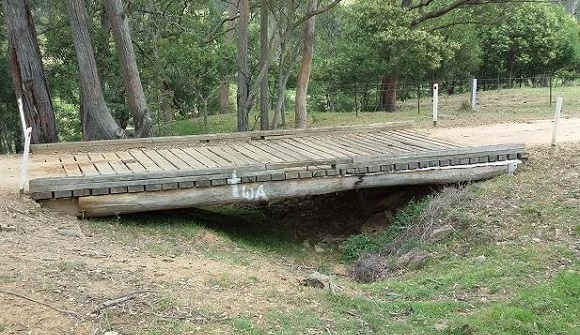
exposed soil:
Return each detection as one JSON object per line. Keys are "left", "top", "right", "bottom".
{"left": 1, "top": 119, "right": 579, "bottom": 334}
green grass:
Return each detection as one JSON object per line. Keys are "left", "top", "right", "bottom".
{"left": 157, "top": 86, "right": 580, "bottom": 136}
{"left": 79, "top": 95, "right": 580, "bottom": 333}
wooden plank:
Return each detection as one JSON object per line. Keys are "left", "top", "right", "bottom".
{"left": 283, "top": 138, "right": 343, "bottom": 160}
{"left": 352, "top": 133, "right": 420, "bottom": 153}
{"left": 142, "top": 149, "right": 178, "bottom": 170}
{"left": 88, "top": 152, "right": 117, "bottom": 175}
{"left": 195, "top": 147, "right": 234, "bottom": 166}
{"left": 277, "top": 138, "right": 335, "bottom": 159}
{"left": 30, "top": 122, "right": 412, "bottom": 154}
{"left": 156, "top": 149, "right": 192, "bottom": 170}
{"left": 383, "top": 130, "right": 452, "bottom": 150}
{"left": 238, "top": 143, "right": 284, "bottom": 163}
{"left": 394, "top": 129, "right": 460, "bottom": 148}
{"left": 129, "top": 149, "right": 162, "bottom": 172}
{"left": 28, "top": 163, "right": 267, "bottom": 193}
{"left": 216, "top": 146, "right": 260, "bottom": 165}
{"left": 338, "top": 137, "right": 387, "bottom": 154}
{"left": 256, "top": 141, "right": 310, "bottom": 161}
{"left": 353, "top": 133, "right": 413, "bottom": 153}
{"left": 314, "top": 137, "right": 371, "bottom": 157}
{"left": 348, "top": 144, "right": 526, "bottom": 166}
{"left": 74, "top": 153, "right": 100, "bottom": 176}
{"left": 269, "top": 139, "right": 324, "bottom": 160}
{"left": 181, "top": 147, "right": 221, "bottom": 168}
{"left": 170, "top": 148, "right": 207, "bottom": 169}
{"left": 77, "top": 164, "right": 509, "bottom": 217}
{"left": 252, "top": 142, "right": 304, "bottom": 162}
{"left": 102, "top": 152, "right": 132, "bottom": 174}
{"left": 59, "top": 154, "right": 83, "bottom": 177}
{"left": 360, "top": 132, "right": 429, "bottom": 152}
{"left": 325, "top": 136, "right": 384, "bottom": 156}
{"left": 290, "top": 138, "right": 351, "bottom": 159}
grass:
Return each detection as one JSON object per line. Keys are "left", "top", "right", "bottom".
{"left": 81, "top": 144, "right": 580, "bottom": 334}
{"left": 159, "top": 85, "right": 580, "bottom": 136}
{"left": 76, "top": 86, "right": 580, "bottom": 334}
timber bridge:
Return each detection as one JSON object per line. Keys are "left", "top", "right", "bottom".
{"left": 26, "top": 123, "right": 527, "bottom": 217}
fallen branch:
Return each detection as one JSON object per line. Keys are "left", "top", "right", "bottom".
{"left": 92, "top": 290, "right": 153, "bottom": 314}
{"left": 0, "top": 289, "right": 78, "bottom": 317}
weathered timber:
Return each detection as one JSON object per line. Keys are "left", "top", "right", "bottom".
{"left": 74, "top": 164, "right": 512, "bottom": 217}
{"left": 30, "top": 122, "right": 412, "bottom": 154}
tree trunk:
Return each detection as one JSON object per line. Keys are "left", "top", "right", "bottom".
{"left": 2, "top": 0, "right": 57, "bottom": 144}
{"left": 105, "top": 0, "right": 152, "bottom": 138}
{"left": 219, "top": 3, "right": 236, "bottom": 115}
{"left": 379, "top": 74, "right": 398, "bottom": 112}
{"left": 294, "top": 0, "right": 318, "bottom": 129}
{"left": 237, "top": 0, "right": 250, "bottom": 132}
{"left": 259, "top": 0, "right": 270, "bottom": 130}
{"left": 67, "top": 0, "right": 122, "bottom": 141}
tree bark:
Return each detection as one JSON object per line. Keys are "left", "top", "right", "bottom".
{"left": 66, "top": 0, "right": 123, "bottom": 141}
{"left": 105, "top": 0, "right": 152, "bottom": 138}
{"left": 219, "top": 2, "right": 236, "bottom": 115}
{"left": 294, "top": 0, "right": 318, "bottom": 129}
{"left": 379, "top": 74, "right": 398, "bottom": 112}
{"left": 237, "top": 0, "right": 250, "bottom": 132}
{"left": 2, "top": 0, "right": 57, "bottom": 144}
{"left": 259, "top": 0, "right": 270, "bottom": 130}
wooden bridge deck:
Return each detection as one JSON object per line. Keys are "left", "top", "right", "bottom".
{"left": 27, "top": 123, "right": 527, "bottom": 217}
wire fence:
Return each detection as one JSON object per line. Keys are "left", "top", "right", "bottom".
{"left": 309, "top": 75, "right": 580, "bottom": 115}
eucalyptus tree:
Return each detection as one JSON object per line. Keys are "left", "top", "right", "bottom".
{"left": 67, "top": 0, "right": 123, "bottom": 140}
{"left": 2, "top": 0, "right": 57, "bottom": 143}
{"left": 105, "top": 0, "right": 152, "bottom": 137}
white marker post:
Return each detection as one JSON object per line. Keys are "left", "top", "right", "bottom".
{"left": 551, "top": 97, "right": 563, "bottom": 147}
{"left": 471, "top": 78, "right": 477, "bottom": 110}
{"left": 432, "top": 83, "right": 439, "bottom": 127}
{"left": 18, "top": 98, "right": 33, "bottom": 196}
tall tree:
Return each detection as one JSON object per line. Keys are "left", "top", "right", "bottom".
{"left": 66, "top": 0, "right": 122, "bottom": 140}
{"left": 219, "top": 2, "right": 236, "bottom": 115}
{"left": 105, "top": 0, "right": 153, "bottom": 138}
{"left": 2, "top": 0, "right": 57, "bottom": 144}
{"left": 237, "top": 0, "right": 251, "bottom": 131}
{"left": 295, "top": 0, "right": 318, "bottom": 128}
{"left": 259, "top": 0, "right": 270, "bottom": 130}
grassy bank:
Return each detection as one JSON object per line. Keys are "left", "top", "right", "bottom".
{"left": 161, "top": 86, "right": 580, "bottom": 136}
{"left": 82, "top": 144, "right": 579, "bottom": 334}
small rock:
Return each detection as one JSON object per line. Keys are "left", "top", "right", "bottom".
{"left": 396, "top": 250, "right": 432, "bottom": 270}
{"left": 474, "top": 255, "right": 487, "bottom": 263}
{"left": 429, "top": 225, "right": 454, "bottom": 241}
{"left": 302, "top": 240, "right": 311, "bottom": 248}
{"left": 300, "top": 272, "right": 329, "bottom": 289}
{"left": 314, "top": 244, "right": 325, "bottom": 253}
{"left": 104, "top": 331, "right": 119, "bottom": 335}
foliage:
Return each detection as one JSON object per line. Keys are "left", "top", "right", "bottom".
{"left": 479, "top": 2, "right": 580, "bottom": 84}
{"left": 341, "top": 197, "right": 431, "bottom": 262}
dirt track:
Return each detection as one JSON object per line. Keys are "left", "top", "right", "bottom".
{"left": 426, "top": 117, "right": 580, "bottom": 146}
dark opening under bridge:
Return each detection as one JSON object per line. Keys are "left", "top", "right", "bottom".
{"left": 27, "top": 123, "right": 527, "bottom": 217}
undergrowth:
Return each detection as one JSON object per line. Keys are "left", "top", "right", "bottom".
{"left": 341, "top": 197, "right": 432, "bottom": 263}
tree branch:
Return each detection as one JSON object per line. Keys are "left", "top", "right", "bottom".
{"left": 410, "top": 0, "right": 477, "bottom": 28}
{"left": 292, "top": 0, "right": 343, "bottom": 29}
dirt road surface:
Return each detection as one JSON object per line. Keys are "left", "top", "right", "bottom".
{"left": 426, "top": 117, "right": 580, "bottom": 146}
{"left": 1, "top": 119, "right": 579, "bottom": 334}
